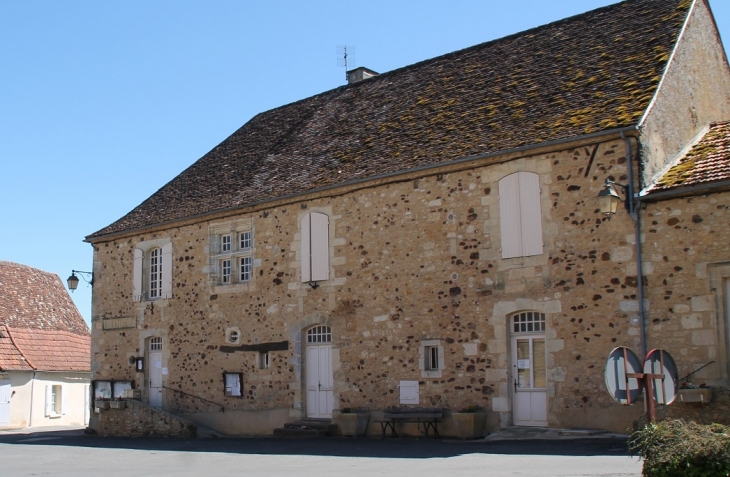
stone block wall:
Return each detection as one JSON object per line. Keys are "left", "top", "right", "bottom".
{"left": 96, "top": 400, "right": 196, "bottom": 438}
{"left": 89, "top": 135, "right": 730, "bottom": 435}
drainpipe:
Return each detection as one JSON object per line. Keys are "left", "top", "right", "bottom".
{"left": 28, "top": 371, "right": 36, "bottom": 427}
{"left": 621, "top": 132, "right": 647, "bottom": 357}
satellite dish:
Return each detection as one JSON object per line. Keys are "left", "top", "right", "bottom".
{"left": 644, "top": 349, "right": 678, "bottom": 405}
{"left": 605, "top": 346, "right": 643, "bottom": 405}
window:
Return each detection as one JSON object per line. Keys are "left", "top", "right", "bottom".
{"left": 425, "top": 346, "right": 439, "bottom": 371}
{"left": 150, "top": 337, "right": 162, "bottom": 351}
{"left": 45, "top": 384, "right": 65, "bottom": 417}
{"left": 149, "top": 248, "right": 162, "bottom": 298}
{"left": 221, "top": 234, "right": 231, "bottom": 252}
{"left": 498, "top": 171, "right": 543, "bottom": 259}
{"left": 223, "top": 372, "right": 242, "bottom": 397}
{"left": 301, "top": 212, "right": 329, "bottom": 283}
{"left": 221, "top": 259, "right": 232, "bottom": 284}
{"left": 258, "top": 352, "right": 270, "bottom": 369}
{"left": 209, "top": 219, "right": 254, "bottom": 287}
{"left": 512, "top": 312, "right": 546, "bottom": 333}
{"left": 239, "top": 231, "right": 252, "bottom": 250}
{"left": 132, "top": 239, "right": 173, "bottom": 301}
{"left": 240, "top": 256, "right": 252, "bottom": 282}
{"left": 419, "top": 339, "right": 444, "bottom": 378}
{"left": 307, "top": 325, "right": 332, "bottom": 343}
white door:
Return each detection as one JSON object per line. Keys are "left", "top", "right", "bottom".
{"left": 512, "top": 335, "right": 547, "bottom": 427}
{"left": 149, "top": 337, "right": 163, "bottom": 408}
{"left": 305, "top": 325, "right": 333, "bottom": 419}
{"left": 0, "top": 380, "right": 10, "bottom": 427}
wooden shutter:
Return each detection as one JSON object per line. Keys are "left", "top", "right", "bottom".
{"left": 519, "top": 172, "right": 543, "bottom": 256}
{"left": 499, "top": 173, "right": 523, "bottom": 259}
{"left": 310, "top": 213, "right": 329, "bottom": 282}
{"left": 132, "top": 249, "right": 143, "bottom": 302}
{"left": 161, "top": 242, "right": 173, "bottom": 299}
{"left": 301, "top": 215, "right": 311, "bottom": 282}
{"left": 399, "top": 380, "right": 419, "bottom": 405}
{"left": 45, "top": 385, "right": 52, "bottom": 417}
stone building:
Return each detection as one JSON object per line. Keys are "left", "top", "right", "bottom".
{"left": 0, "top": 262, "right": 91, "bottom": 429}
{"left": 85, "top": 0, "right": 730, "bottom": 435}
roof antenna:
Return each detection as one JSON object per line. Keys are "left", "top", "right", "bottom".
{"left": 337, "top": 45, "right": 355, "bottom": 82}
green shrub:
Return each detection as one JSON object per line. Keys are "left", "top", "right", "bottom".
{"left": 629, "top": 419, "right": 730, "bottom": 477}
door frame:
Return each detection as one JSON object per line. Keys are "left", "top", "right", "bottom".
{"left": 304, "top": 325, "right": 334, "bottom": 419}
{"left": 509, "top": 311, "right": 548, "bottom": 427}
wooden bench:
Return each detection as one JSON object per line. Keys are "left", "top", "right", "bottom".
{"left": 374, "top": 408, "right": 443, "bottom": 438}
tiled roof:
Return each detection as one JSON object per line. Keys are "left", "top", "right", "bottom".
{"left": 645, "top": 121, "right": 730, "bottom": 193}
{"left": 0, "top": 325, "right": 34, "bottom": 371}
{"left": 0, "top": 261, "right": 90, "bottom": 336}
{"left": 7, "top": 327, "right": 90, "bottom": 372}
{"left": 89, "top": 0, "right": 692, "bottom": 239}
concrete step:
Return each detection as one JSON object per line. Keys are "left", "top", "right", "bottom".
{"left": 274, "top": 419, "right": 336, "bottom": 437}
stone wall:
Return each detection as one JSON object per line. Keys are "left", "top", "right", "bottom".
{"left": 95, "top": 400, "right": 196, "bottom": 438}
{"left": 89, "top": 135, "right": 730, "bottom": 435}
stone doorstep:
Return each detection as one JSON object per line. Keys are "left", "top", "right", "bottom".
{"left": 274, "top": 419, "right": 337, "bottom": 437}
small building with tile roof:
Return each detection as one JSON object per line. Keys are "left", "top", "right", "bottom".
{"left": 0, "top": 261, "right": 91, "bottom": 429}
{"left": 84, "top": 0, "right": 730, "bottom": 436}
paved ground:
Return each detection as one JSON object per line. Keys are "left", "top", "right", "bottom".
{"left": 0, "top": 426, "right": 642, "bottom": 477}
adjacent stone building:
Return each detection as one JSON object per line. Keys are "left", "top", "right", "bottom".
{"left": 86, "top": 0, "right": 730, "bottom": 435}
{"left": 0, "top": 262, "right": 91, "bottom": 428}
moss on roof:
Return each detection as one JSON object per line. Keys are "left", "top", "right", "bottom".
{"left": 90, "top": 0, "right": 692, "bottom": 239}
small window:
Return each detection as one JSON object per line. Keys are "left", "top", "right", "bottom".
{"left": 224, "top": 372, "right": 242, "bottom": 397}
{"left": 306, "top": 325, "right": 332, "bottom": 343}
{"left": 221, "top": 234, "right": 231, "bottom": 252}
{"left": 258, "top": 352, "right": 270, "bottom": 369}
{"left": 221, "top": 259, "right": 232, "bottom": 284}
{"left": 150, "top": 337, "right": 162, "bottom": 352}
{"left": 425, "top": 346, "right": 439, "bottom": 371}
{"left": 399, "top": 380, "right": 419, "bottom": 405}
{"left": 240, "top": 256, "right": 252, "bottom": 282}
{"left": 512, "top": 312, "right": 546, "bottom": 333}
{"left": 240, "top": 231, "right": 252, "bottom": 250}
{"left": 45, "top": 384, "right": 65, "bottom": 417}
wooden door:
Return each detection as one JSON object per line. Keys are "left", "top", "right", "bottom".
{"left": 512, "top": 336, "right": 548, "bottom": 426}
{"left": 149, "top": 337, "right": 163, "bottom": 408}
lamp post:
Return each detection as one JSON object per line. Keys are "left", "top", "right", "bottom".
{"left": 67, "top": 270, "right": 94, "bottom": 292}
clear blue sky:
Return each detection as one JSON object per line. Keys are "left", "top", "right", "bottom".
{"left": 2, "top": 0, "right": 729, "bottom": 326}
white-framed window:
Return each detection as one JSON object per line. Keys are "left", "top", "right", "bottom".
{"left": 512, "top": 312, "right": 546, "bottom": 333}
{"left": 150, "top": 337, "right": 162, "bottom": 351}
{"left": 149, "top": 248, "right": 162, "bottom": 298}
{"left": 45, "top": 384, "right": 65, "bottom": 417}
{"left": 258, "top": 352, "right": 269, "bottom": 369}
{"left": 498, "top": 171, "right": 543, "bottom": 259}
{"left": 221, "top": 259, "right": 232, "bottom": 284}
{"left": 209, "top": 219, "right": 255, "bottom": 287}
{"left": 239, "top": 231, "right": 252, "bottom": 250}
{"left": 133, "top": 239, "right": 173, "bottom": 302}
{"left": 301, "top": 212, "right": 329, "bottom": 283}
{"left": 419, "top": 339, "right": 444, "bottom": 378}
{"left": 240, "top": 256, "right": 252, "bottom": 282}
{"left": 307, "top": 325, "right": 332, "bottom": 343}
{"left": 224, "top": 372, "right": 242, "bottom": 397}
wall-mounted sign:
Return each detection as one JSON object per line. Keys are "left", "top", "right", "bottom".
{"left": 517, "top": 359, "right": 531, "bottom": 369}
{"left": 102, "top": 316, "right": 137, "bottom": 330}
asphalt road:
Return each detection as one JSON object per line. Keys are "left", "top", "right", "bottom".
{"left": 0, "top": 428, "right": 642, "bottom": 477}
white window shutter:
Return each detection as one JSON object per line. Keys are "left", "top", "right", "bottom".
{"left": 310, "top": 213, "right": 329, "bottom": 282}
{"left": 61, "top": 385, "right": 67, "bottom": 415}
{"left": 518, "top": 172, "right": 543, "bottom": 256}
{"left": 399, "top": 380, "right": 419, "bottom": 405}
{"left": 133, "top": 249, "right": 143, "bottom": 302}
{"left": 499, "top": 173, "right": 523, "bottom": 259}
{"left": 161, "top": 242, "right": 173, "bottom": 299}
{"left": 301, "top": 215, "right": 312, "bottom": 282}
{"left": 45, "top": 385, "right": 52, "bottom": 417}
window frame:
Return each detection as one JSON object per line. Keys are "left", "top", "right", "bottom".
{"left": 223, "top": 372, "right": 243, "bottom": 397}
{"left": 148, "top": 247, "right": 162, "bottom": 299}
{"left": 419, "top": 339, "right": 444, "bottom": 378}
{"left": 209, "top": 220, "right": 255, "bottom": 288}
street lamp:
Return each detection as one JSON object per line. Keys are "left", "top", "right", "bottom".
{"left": 597, "top": 179, "right": 631, "bottom": 218}
{"left": 67, "top": 270, "right": 94, "bottom": 292}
